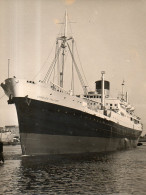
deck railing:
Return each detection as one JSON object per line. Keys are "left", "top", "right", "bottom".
{"left": 50, "top": 82, "right": 70, "bottom": 94}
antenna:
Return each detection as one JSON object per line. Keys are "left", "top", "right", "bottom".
{"left": 64, "top": 10, "right": 67, "bottom": 37}
{"left": 121, "top": 80, "right": 125, "bottom": 100}
{"left": 56, "top": 10, "right": 76, "bottom": 38}
{"left": 101, "top": 71, "right": 105, "bottom": 109}
{"left": 8, "top": 59, "right": 10, "bottom": 78}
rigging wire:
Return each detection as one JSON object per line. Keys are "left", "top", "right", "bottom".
{"left": 67, "top": 42, "right": 87, "bottom": 94}
{"left": 74, "top": 41, "right": 91, "bottom": 91}
{"left": 43, "top": 46, "right": 62, "bottom": 83}
{"left": 68, "top": 14, "right": 90, "bottom": 91}
{"left": 52, "top": 63, "right": 56, "bottom": 83}
{"left": 0, "top": 94, "right": 5, "bottom": 101}
{"left": 33, "top": 13, "right": 68, "bottom": 82}
{"left": 33, "top": 12, "right": 89, "bottom": 94}
{"left": 48, "top": 45, "right": 69, "bottom": 84}
{"left": 57, "top": 42, "right": 60, "bottom": 85}
{"left": 46, "top": 62, "right": 57, "bottom": 83}
{"left": 52, "top": 46, "right": 69, "bottom": 85}
{"left": 46, "top": 54, "right": 60, "bottom": 84}
{"left": 32, "top": 41, "right": 56, "bottom": 81}
{"left": 53, "top": 41, "right": 58, "bottom": 83}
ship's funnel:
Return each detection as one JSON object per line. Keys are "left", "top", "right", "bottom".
{"left": 95, "top": 80, "right": 110, "bottom": 97}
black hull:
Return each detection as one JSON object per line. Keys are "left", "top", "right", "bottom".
{"left": 13, "top": 97, "right": 141, "bottom": 155}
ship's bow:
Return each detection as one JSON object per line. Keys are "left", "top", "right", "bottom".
{"left": 1, "top": 78, "right": 19, "bottom": 98}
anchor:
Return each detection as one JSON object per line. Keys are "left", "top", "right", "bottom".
{"left": 8, "top": 94, "right": 14, "bottom": 104}
{"left": 25, "top": 95, "right": 31, "bottom": 106}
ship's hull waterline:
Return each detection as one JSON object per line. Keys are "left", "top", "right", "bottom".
{"left": 11, "top": 97, "right": 141, "bottom": 156}
{"left": 20, "top": 133, "right": 138, "bottom": 156}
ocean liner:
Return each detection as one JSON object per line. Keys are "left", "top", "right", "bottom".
{"left": 1, "top": 12, "right": 143, "bottom": 156}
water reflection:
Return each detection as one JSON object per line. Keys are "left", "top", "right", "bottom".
{"left": 1, "top": 145, "right": 146, "bottom": 194}
{"left": 20, "top": 157, "right": 113, "bottom": 194}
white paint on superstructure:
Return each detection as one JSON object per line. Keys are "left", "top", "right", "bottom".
{"left": 1, "top": 77, "right": 142, "bottom": 132}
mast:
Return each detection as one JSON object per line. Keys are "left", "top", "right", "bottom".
{"left": 126, "top": 91, "right": 128, "bottom": 103}
{"left": 60, "top": 48, "right": 65, "bottom": 88}
{"left": 60, "top": 10, "right": 68, "bottom": 88}
{"left": 43, "top": 11, "right": 88, "bottom": 95}
{"left": 71, "top": 39, "right": 74, "bottom": 95}
{"left": 101, "top": 71, "right": 105, "bottom": 109}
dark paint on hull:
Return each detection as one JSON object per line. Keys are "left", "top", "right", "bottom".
{"left": 11, "top": 97, "right": 141, "bottom": 155}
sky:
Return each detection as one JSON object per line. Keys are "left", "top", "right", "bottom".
{"left": 0, "top": 0, "right": 146, "bottom": 134}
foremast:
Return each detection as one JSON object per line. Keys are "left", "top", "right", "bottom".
{"left": 43, "top": 11, "right": 88, "bottom": 95}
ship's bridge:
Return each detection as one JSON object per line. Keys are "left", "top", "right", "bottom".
{"left": 83, "top": 79, "right": 119, "bottom": 110}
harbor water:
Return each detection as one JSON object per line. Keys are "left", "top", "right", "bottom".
{"left": 0, "top": 144, "right": 146, "bottom": 194}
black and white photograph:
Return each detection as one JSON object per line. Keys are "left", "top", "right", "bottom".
{"left": 0, "top": 0, "right": 146, "bottom": 194}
